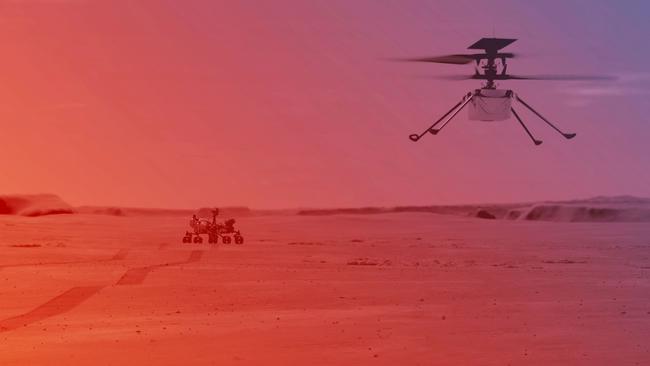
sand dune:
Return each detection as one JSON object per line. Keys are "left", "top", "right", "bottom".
{"left": 0, "top": 194, "right": 74, "bottom": 217}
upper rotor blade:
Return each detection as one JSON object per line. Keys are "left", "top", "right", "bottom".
{"left": 423, "top": 75, "right": 475, "bottom": 80}
{"left": 399, "top": 54, "right": 476, "bottom": 65}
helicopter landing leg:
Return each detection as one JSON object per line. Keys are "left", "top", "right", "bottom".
{"left": 515, "top": 95, "right": 576, "bottom": 140}
{"left": 409, "top": 92, "right": 472, "bottom": 142}
{"left": 431, "top": 93, "right": 474, "bottom": 135}
{"left": 511, "top": 108, "right": 542, "bottom": 146}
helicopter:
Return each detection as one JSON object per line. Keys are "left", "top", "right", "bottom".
{"left": 401, "top": 38, "right": 612, "bottom": 145}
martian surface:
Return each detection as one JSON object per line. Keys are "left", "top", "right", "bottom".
{"left": 1, "top": 195, "right": 650, "bottom": 365}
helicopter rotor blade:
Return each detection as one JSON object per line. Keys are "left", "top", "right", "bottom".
{"left": 416, "top": 73, "right": 614, "bottom": 82}
{"left": 498, "top": 74, "right": 616, "bottom": 81}
{"left": 395, "top": 54, "right": 476, "bottom": 65}
{"left": 388, "top": 52, "right": 518, "bottom": 65}
{"left": 415, "top": 75, "right": 475, "bottom": 80}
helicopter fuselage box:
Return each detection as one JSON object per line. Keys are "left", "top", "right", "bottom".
{"left": 468, "top": 89, "right": 513, "bottom": 121}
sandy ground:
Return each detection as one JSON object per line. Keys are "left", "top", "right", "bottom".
{"left": 1, "top": 212, "right": 650, "bottom": 365}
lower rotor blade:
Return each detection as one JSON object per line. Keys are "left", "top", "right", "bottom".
{"left": 503, "top": 74, "right": 615, "bottom": 81}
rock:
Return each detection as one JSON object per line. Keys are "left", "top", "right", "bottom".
{"left": 475, "top": 209, "right": 496, "bottom": 219}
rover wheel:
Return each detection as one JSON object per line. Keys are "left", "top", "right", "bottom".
{"left": 223, "top": 236, "right": 232, "bottom": 244}
{"left": 234, "top": 236, "right": 244, "bottom": 245}
{"left": 193, "top": 236, "right": 203, "bottom": 244}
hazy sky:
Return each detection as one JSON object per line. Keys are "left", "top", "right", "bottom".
{"left": 0, "top": 0, "right": 648, "bottom": 208}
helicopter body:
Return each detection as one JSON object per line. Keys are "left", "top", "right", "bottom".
{"left": 468, "top": 89, "right": 513, "bottom": 122}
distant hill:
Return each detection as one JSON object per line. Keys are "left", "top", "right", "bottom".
{"left": 0, "top": 194, "right": 75, "bottom": 217}
{"left": 297, "top": 196, "right": 650, "bottom": 223}
{"left": 548, "top": 195, "right": 650, "bottom": 205}
{"left": 76, "top": 206, "right": 253, "bottom": 217}
{"left": 4, "top": 194, "right": 650, "bottom": 222}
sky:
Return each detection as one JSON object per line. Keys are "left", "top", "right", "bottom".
{"left": 0, "top": 0, "right": 649, "bottom": 209}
